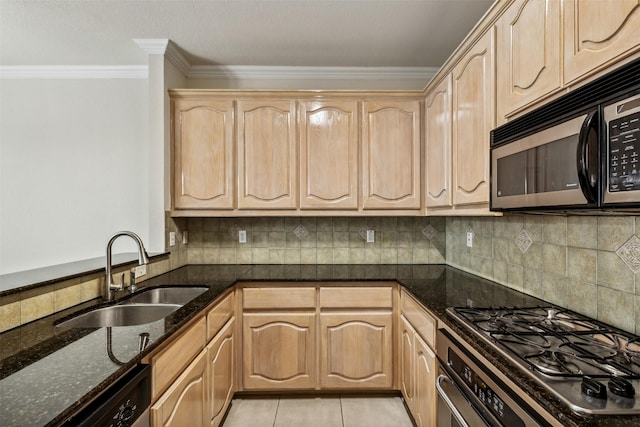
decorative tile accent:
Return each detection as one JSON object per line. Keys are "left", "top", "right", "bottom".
{"left": 515, "top": 229, "right": 533, "bottom": 254}
{"left": 358, "top": 225, "right": 369, "bottom": 241}
{"left": 616, "top": 235, "right": 640, "bottom": 274}
{"left": 228, "top": 224, "right": 240, "bottom": 239}
{"left": 293, "top": 224, "right": 309, "bottom": 240}
{"left": 422, "top": 225, "right": 437, "bottom": 240}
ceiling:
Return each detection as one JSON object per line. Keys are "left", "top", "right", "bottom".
{"left": 0, "top": 0, "right": 493, "bottom": 69}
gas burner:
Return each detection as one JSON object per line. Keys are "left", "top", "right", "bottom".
{"left": 527, "top": 350, "right": 582, "bottom": 376}
{"left": 447, "top": 305, "right": 640, "bottom": 415}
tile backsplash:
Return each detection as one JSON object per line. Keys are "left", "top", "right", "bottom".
{"left": 185, "top": 217, "right": 445, "bottom": 265}
{"left": 446, "top": 215, "right": 640, "bottom": 334}
{"left": 6, "top": 212, "right": 640, "bottom": 337}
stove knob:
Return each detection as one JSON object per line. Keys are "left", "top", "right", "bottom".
{"left": 582, "top": 377, "right": 607, "bottom": 400}
{"left": 609, "top": 377, "right": 635, "bottom": 399}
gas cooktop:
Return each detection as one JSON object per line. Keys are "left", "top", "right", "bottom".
{"left": 448, "top": 306, "right": 640, "bottom": 415}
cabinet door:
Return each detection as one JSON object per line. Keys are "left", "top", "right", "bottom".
{"left": 400, "top": 316, "right": 415, "bottom": 414}
{"left": 496, "top": 0, "right": 561, "bottom": 123}
{"left": 564, "top": 0, "right": 640, "bottom": 84}
{"left": 151, "top": 349, "right": 208, "bottom": 427}
{"left": 452, "top": 29, "right": 494, "bottom": 207}
{"left": 414, "top": 334, "right": 437, "bottom": 427}
{"left": 299, "top": 100, "right": 359, "bottom": 210}
{"left": 242, "top": 312, "right": 316, "bottom": 389}
{"left": 362, "top": 100, "right": 421, "bottom": 210}
{"left": 320, "top": 312, "right": 393, "bottom": 389}
{"left": 207, "top": 318, "right": 234, "bottom": 427}
{"left": 237, "top": 100, "right": 297, "bottom": 209}
{"left": 425, "top": 75, "right": 452, "bottom": 209}
{"left": 173, "top": 100, "right": 234, "bottom": 209}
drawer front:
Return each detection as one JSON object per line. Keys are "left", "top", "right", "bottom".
{"left": 401, "top": 291, "right": 436, "bottom": 348}
{"left": 243, "top": 287, "right": 316, "bottom": 309}
{"left": 320, "top": 287, "right": 393, "bottom": 309}
{"left": 207, "top": 291, "right": 234, "bottom": 341}
{"left": 151, "top": 317, "right": 207, "bottom": 399}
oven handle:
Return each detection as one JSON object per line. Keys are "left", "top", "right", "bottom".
{"left": 436, "top": 374, "right": 472, "bottom": 427}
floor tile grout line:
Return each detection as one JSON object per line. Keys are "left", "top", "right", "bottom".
{"left": 272, "top": 397, "right": 280, "bottom": 427}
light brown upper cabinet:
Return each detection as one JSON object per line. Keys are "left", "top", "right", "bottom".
{"left": 496, "top": 0, "right": 562, "bottom": 124}
{"left": 299, "top": 100, "right": 359, "bottom": 210}
{"left": 237, "top": 99, "right": 297, "bottom": 210}
{"left": 362, "top": 100, "right": 421, "bottom": 210}
{"left": 172, "top": 100, "right": 234, "bottom": 210}
{"left": 425, "top": 75, "right": 453, "bottom": 209}
{"left": 451, "top": 29, "right": 495, "bottom": 207}
{"left": 563, "top": 0, "right": 640, "bottom": 85}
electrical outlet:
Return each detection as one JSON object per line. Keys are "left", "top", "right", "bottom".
{"left": 466, "top": 231, "right": 473, "bottom": 248}
{"left": 134, "top": 265, "right": 147, "bottom": 278}
{"left": 238, "top": 230, "right": 247, "bottom": 243}
{"left": 366, "top": 229, "right": 375, "bottom": 243}
{"left": 169, "top": 231, "right": 176, "bottom": 247}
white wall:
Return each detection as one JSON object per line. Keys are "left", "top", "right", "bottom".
{"left": 0, "top": 78, "right": 148, "bottom": 274}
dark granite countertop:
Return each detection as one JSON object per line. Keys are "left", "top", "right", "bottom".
{"left": 0, "top": 264, "right": 638, "bottom": 427}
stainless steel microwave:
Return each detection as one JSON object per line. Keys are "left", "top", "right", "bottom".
{"left": 490, "top": 58, "right": 640, "bottom": 212}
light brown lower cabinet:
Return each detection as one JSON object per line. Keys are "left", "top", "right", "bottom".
{"left": 400, "top": 292, "right": 438, "bottom": 427}
{"left": 148, "top": 292, "right": 235, "bottom": 427}
{"left": 242, "top": 312, "right": 317, "bottom": 390}
{"left": 414, "top": 332, "right": 437, "bottom": 427}
{"left": 319, "top": 312, "right": 393, "bottom": 389}
{"left": 151, "top": 349, "right": 208, "bottom": 427}
{"left": 208, "top": 318, "right": 235, "bottom": 427}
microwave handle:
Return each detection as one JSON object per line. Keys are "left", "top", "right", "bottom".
{"left": 576, "top": 109, "right": 599, "bottom": 203}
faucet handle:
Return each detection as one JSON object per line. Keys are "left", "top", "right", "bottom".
{"left": 129, "top": 268, "right": 137, "bottom": 293}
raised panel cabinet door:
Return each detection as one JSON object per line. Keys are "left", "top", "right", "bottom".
{"left": 564, "top": 0, "right": 640, "bottom": 84}
{"left": 400, "top": 316, "right": 415, "bottom": 414}
{"left": 362, "top": 100, "right": 421, "bottom": 210}
{"left": 425, "top": 75, "right": 453, "bottom": 209}
{"left": 496, "top": 0, "right": 561, "bottom": 122}
{"left": 237, "top": 99, "right": 297, "bottom": 209}
{"left": 320, "top": 312, "right": 393, "bottom": 389}
{"left": 242, "top": 312, "right": 316, "bottom": 389}
{"left": 173, "top": 100, "right": 234, "bottom": 209}
{"left": 299, "top": 100, "right": 359, "bottom": 210}
{"left": 207, "top": 318, "right": 234, "bottom": 427}
{"left": 414, "top": 334, "right": 436, "bottom": 427}
{"left": 452, "top": 29, "right": 495, "bottom": 207}
{"left": 151, "top": 349, "right": 208, "bottom": 427}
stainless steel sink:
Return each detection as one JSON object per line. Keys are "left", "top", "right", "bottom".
{"left": 57, "top": 303, "right": 181, "bottom": 328}
{"left": 123, "top": 286, "right": 208, "bottom": 305}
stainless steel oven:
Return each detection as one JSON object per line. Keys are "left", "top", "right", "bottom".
{"left": 436, "top": 328, "right": 551, "bottom": 427}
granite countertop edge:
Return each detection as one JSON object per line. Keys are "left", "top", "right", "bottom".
{"left": 2, "top": 263, "right": 638, "bottom": 427}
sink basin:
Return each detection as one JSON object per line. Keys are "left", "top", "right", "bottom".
{"left": 57, "top": 303, "right": 181, "bottom": 328}
{"left": 123, "top": 286, "right": 208, "bottom": 305}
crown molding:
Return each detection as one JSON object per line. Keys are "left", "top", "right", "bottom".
{"left": 133, "top": 38, "right": 191, "bottom": 76}
{"left": 0, "top": 66, "right": 148, "bottom": 79}
{"left": 164, "top": 42, "right": 192, "bottom": 76}
{"left": 187, "top": 65, "right": 438, "bottom": 80}
{"left": 132, "top": 38, "right": 170, "bottom": 55}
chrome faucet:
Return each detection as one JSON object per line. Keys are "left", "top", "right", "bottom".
{"left": 105, "top": 231, "right": 150, "bottom": 301}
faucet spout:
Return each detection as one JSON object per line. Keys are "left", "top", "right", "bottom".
{"left": 105, "top": 231, "right": 150, "bottom": 301}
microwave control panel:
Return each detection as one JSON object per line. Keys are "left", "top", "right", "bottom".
{"left": 608, "top": 111, "right": 640, "bottom": 192}
{"left": 606, "top": 91, "right": 640, "bottom": 196}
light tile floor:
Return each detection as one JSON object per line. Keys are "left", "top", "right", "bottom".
{"left": 222, "top": 396, "right": 414, "bottom": 427}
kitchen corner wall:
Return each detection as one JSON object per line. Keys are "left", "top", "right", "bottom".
{"left": 446, "top": 215, "right": 640, "bottom": 335}
{"left": 184, "top": 217, "right": 445, "bottom": 265}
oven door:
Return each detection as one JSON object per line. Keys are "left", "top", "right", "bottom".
{"left": 491, "top": 111, "right": 599, "bottom": 211}
{"left": 437, "top": 369, "right": 490, "bottom": 427}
